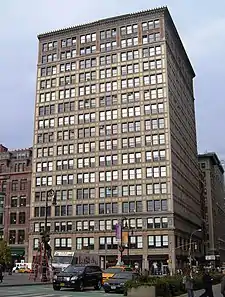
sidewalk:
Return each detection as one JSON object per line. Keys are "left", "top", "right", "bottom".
{"left": 0, "top": 273, "right": 51, "bottom": 287}
{"left": 179, "top": 284, "right": 221, "bottom": 296}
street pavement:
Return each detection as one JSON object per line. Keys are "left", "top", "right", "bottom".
{"left": 0, "top": 273, "right": 50, "bottom": 286}
{"left": 0, "top": 284, "right": 121, "bottom": 297}
{"left": 0, "top": 278, "right": 222, "bottom": 297}
{"left": 179, "top": 284, "right": 221, "bottom": 296}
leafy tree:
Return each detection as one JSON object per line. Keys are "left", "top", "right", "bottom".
{"left": 0, "top": 240, "right": 11, "bottom": 265}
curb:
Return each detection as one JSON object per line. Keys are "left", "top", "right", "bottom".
{"left": 0, "top": 282, "right": 51, "bottom": 287}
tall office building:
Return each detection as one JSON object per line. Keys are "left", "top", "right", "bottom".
{"left": 198, "top": 153, "right": 225, "bottom": 263}
{"left": 29, "top": 7, "right": 202, "bottom": 271}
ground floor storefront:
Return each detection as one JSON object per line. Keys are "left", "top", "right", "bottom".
{"left": 10, "top": 247, "right": 25, "bottom": 265}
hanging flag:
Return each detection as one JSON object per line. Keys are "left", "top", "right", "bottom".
{"left": 115, "top": 224, "right": 121, "bottom": 241}
{"left": 122, "top": 231, "right": 129, "bottom": 246}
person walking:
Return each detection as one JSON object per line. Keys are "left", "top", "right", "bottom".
{"left": 221, "top": 269, "right": 225, "bottom": 296}
{"left": 183, "top": 271, "right": 194, "bottom": 297}
{"left": 199, "top": 270, "right": 214, "bottom": 297}
{"left": 0, "top": 264, "right": 3, "bottom": 283}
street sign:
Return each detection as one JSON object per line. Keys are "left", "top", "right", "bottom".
{"left": 205, "top": 255, "right": 216, "bottom": 260}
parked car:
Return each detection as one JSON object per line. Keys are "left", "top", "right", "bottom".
{"left": 103, "top": 266, "right": 132, "bottom": 283}
{"left": 52, "top": 264, "right": 102, "bottom": 291}
{"left": 103, "top": 271, "right": 139, "bottom": 295}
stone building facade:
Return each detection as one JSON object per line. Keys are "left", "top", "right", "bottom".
{"left": 29, "top": 7, "right": 202, "bottom": 272}
{"left": 198, "top": 153, "right": 225, "bottom": 264}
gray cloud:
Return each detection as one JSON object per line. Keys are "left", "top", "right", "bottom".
{"left": 0, "top": 0, "right": 225, "bottom": 159}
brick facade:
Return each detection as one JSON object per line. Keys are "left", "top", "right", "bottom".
{"left": 0, "top": 144, "right": 32, "bottom": 262}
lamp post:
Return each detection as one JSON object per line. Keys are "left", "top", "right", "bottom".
{"left": 188, "top": 229, "right": 202, "bottom": 271}
{"left": 118, "top": 217, "right": 128, "bottom": 265}
{"left": 41, "top": 189, "right": 57, "bottom": 282}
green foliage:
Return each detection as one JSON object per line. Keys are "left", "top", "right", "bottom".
{"left": 124, "top": 273, "right": 222, "bottom": 297}
{"left": 0, "top": 240, "right": 11, "bottom": 265}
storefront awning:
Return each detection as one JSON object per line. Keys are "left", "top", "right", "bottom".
{"left": 10, "top": 248, "right": 25, "bottom": 257}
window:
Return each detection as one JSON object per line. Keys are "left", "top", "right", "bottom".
{"left": 121, "top": 121, "right": 140, "bottom": 133}
{"left": 99, "top": 171, "right": 118, "bottom": 182}
{"left": 142, "top": 46, "right": 161, "bottom": 58}
{"left": 77, "top": 173, "right": 95, "bottom": 184}
{"left": 20, "top": 179, "right": 27, "bottom": 191}
{"left": 18, "top": 230, "right": 25, "bottom": 244}
{"left": 142, "top": 20, "right": 160, "bottom": 31}
{"left": 33, "top": 238, "right": 39, "bottom": 250}
{"left": 129, "top": 236, "right": 143, "bottom": 249}
{"left": 142, "top": 33, "right": 161, "bottom": 44}
{"left": 120, "top": 24, "right": 138, "bottom": 35}
{"left": 99, "top": 187, "right": 118, "bottom": 198}
{"left": 11, "top": 197, "right": 17, "bottom": 207}
{"left": 11, "top": 180, "right": 18, "bottom": 191}
{"left": 76, "top": 204, "right": 95, "bottom": 215}
{"left": 76, "top": 237, "right": 94, "bottom": 250}
{"left": 122, "top": 185, "right": 142, "bottom": 197}
{"left": 100, "top": 95, "right": 117, "bottom": 107}
{"left": 99, "top": 237, "right": 117, "bottom": 250}
{"left": 54, "top": 205, "right": 73, "bottom": 217}
{"left": 18, "top": 212, "right": 26, "bottom": 224}
{"left": 99, "top": 139, "right": 117, "bottom": 151}
{"left": 122, "top": 136, "right": 141, "bottom": 148}
{"left": 148, "top": 235, "right": 168, "bottom": 248}
{"left": 122, "top": 201, "right": 142, "bottom": 213}
{"left": 100, "top": 28, "right": 117, "bottom": 40}
{"left": 54, "top": 221, "right": 72, "bottom": 232}
{"left": 54, "top": 238, "right": 72, "bottom": 250}
{"left": 122, "top": 169, "right": 142, "bottom": 180}
{"left": 122, "top": 153, "right": 141, "bottom": 164}
{"left": 9, "top": 230, "right": 16, "bottom": 244}
{"left": 99, "top": 203, "right": 118, "bottom": 215}
{"left": 121, "top": 50, "right": 139, "bottom": 62}
{"left": 76, "top": 221, "right": 95, "bottom": 232}
{"left": 147, "top": 199, "right": 168, "bottom": 212}
{"left": 10, "top": 213, "right": 17, "bottom": 224}
{"left": 121, "top": 106, "right": 141, "bottom": 118}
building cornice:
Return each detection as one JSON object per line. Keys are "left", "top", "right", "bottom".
{"left": 37, "top": 6, "right": 167, "bottom": 39}
{"left": 198, "top": 152, "right": 224, "bottom": 174}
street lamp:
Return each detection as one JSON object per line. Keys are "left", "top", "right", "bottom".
{"left": 41, "top": 189, "right": 57, "bottom": 282}
{"left": 118, "top": 217, "right": 128, "bottom": 265}
{"left": 189, "top": 229, "right": 202, "bottom": 270}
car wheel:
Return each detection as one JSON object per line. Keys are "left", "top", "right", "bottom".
{"left": 53, "top": 286, "right": 61, "bottom": 291}
{"left": 79, "top": 280, "right": 84, "bottom": 291}
{"left": 123, "top": 291, "right": 128, "bottom": 296}
{"left": 94, "top": 280, "right": 102, "bottom": 290}
{"left": 105, "top": 289, "right": 110, "bottom": 293}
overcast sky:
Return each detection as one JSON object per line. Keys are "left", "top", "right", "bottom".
{"left": 0, "top": 0, "right": 224, "bottom": 158}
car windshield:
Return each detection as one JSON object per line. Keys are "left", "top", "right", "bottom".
{"left": 113, "top": 273, "right": 133, "bottom": 279}
{"left": 104, "top": 268, "right": 122, "bottom": 274}
{"left": 52, "top": 256, "right": 72, "bottom": 264}
{"left": 63, "top": 265, "right": 85, "bottom": 273}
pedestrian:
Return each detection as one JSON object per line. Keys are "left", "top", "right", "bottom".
{"left": 221, "top": 269, "right": 225, "bottom": 296}
{"left": 0, "top": 264, "right": 3, "bottom": 283}
{"left": 199, "top": 270, "right": 214, "bottom": 297}
{"left": 183, "top": 270, "right": 194, "bottom": 297}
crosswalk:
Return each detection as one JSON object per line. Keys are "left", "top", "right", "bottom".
{"left": 0, "top": 287, "right": 119, "bottom": 297}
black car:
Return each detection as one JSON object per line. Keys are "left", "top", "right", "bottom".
{"left": 103, "top": 271, "right": 139, "bottom": 294}
{"left": 52, "top": 264, "right": 102, "bottom": 291}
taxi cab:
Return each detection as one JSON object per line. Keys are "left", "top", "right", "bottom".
{"left": 102, "top": 266, "right": 132, "bottom": 283}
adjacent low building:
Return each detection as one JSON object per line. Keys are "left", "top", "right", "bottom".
{"left": 198, "top": 153, "right": 225, "bottom": 264}
{"left": 0, "top": 192, "right": 4, "bottom": 240}
{"left": 0, "top": 144, "right": 32, "bottom": 262}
